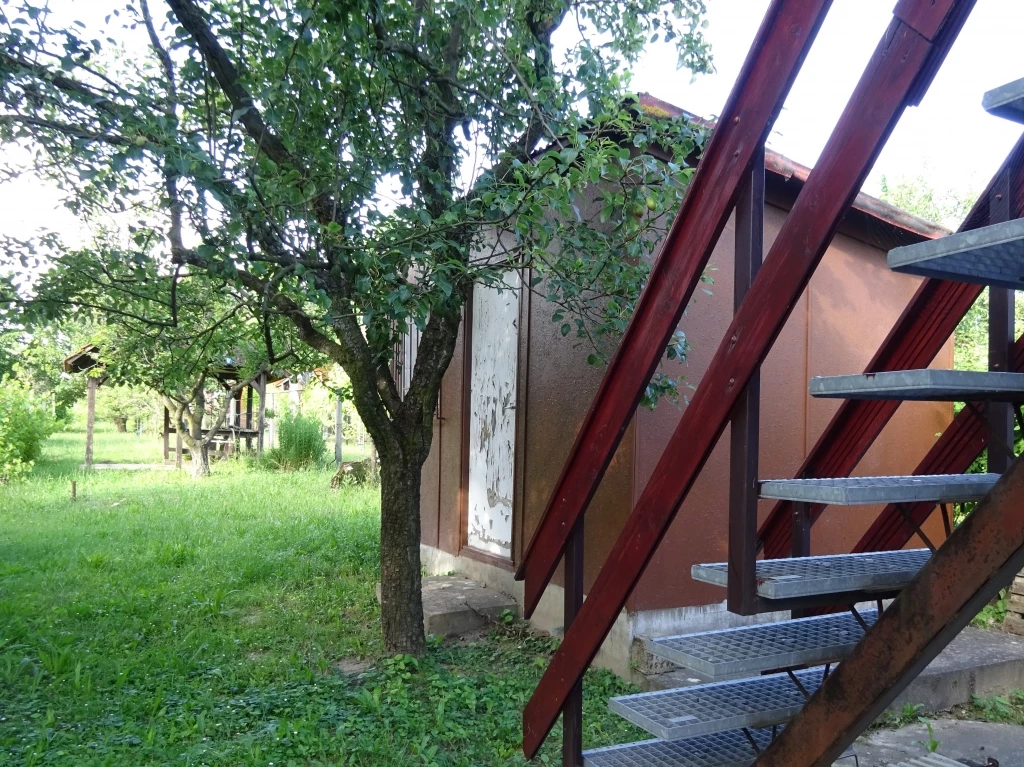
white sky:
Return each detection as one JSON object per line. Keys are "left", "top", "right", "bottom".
{"left": 1, "top": 0, "right": 1022, "bottom": 245}
{"left": 629, "top": 0, "right": 1024, "bottom": 199}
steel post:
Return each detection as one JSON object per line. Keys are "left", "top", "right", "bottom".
{"left": 562, "top": 518, "right": 584, "bottom": 767}
{"left": 729, "top": 144, "right": 766, "bottom": 615}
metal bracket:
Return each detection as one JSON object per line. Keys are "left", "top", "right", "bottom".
{"left": 897, "top": 503, "right": 937, "bottom": 553}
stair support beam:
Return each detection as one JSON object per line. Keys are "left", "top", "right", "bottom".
{"left": 988, "top": 169, "right": 1016, "bottom": 473}
{"left": 522, "top": 4, "right": 973, "bottom": 757}
{"left": 729, "top": 143, "right": 766, "bottom": 615}
{"left": 514, "top": 0, "right": 835, "bottom": 619}
{"left": 562, "top": 518, "right": 584, "bottom": 767}
{"left": 752, "top": 455, "right": 1024, "bottom": 767}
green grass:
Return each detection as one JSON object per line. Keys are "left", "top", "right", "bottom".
{"left": 964, "top": 690, "right": 1024, "bottom": 724}
{"left": 0, "top": 429, "right": 641, "bottom": 766}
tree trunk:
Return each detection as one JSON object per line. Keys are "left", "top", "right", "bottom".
{"left": 378, "top": 452, "right": 426, "bottom": 655}
{"left": 114, "top": 417, "right": 128, "bottom": 433}
{"left": 85, "top": 377, "right": 97, "bottom": 468}
{"left": 185, "top": 409, "right": 210, "bottom": 479}
{"left": 190, "top": 441, "right": 211, "bottom": 478}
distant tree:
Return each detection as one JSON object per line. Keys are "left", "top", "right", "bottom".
{"left": 96, "top": 384, "right": 156, "bottom": 432}
{"left": 0, "top": 0, "right": 712, "bottom": 654}
{"left": 11, "top": 321, "right": 92, "bottom": 421}
{"left": 8, "top": 236, "right": 302, "bottom": 478}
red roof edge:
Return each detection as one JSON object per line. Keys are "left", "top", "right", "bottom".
{"left": 638, "top": 92, "right": 950, "bottom": 241}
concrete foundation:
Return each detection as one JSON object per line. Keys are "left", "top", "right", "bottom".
{"left": 856, "top": 720, "right": 1024, "bottom": 766}
{"left": 421, "top": 543, "right": 791, "bottom": 679}
{"left": 891, "top": 628, "right": 1024, "bottom": 715}
{"left": 375, "top": 575, "right": 518, "bottom": 638}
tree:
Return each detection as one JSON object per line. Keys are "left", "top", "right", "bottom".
{"left": 11, "top": 236, "right": 300, "bottom": 478}
{"left": 96, "top": 383, "right": 155, "bottom": 432}
{"left": 0, "top": 0, "right": 712, "bottom": 654}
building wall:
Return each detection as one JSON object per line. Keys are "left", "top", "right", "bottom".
{"left": 421, "top": 200, "right": 953, "bottom": 616}
{"left": 627, "top": 203, "right": 952, "bottom": 613}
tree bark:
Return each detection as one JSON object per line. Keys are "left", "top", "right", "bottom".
{"left": 114, "top": 417, "right": 128, "bottom": 433}
{"left": 378, "top": 450, "right": 427, "bottom": 655}
{"left": 186, "top": 409, "right": 210, "bottom": 478}
{"left": 85, "top": 377, "right": 97, "bottom": 468}
{"left": 190, "top": 439, "right": 211, "bottom": 478}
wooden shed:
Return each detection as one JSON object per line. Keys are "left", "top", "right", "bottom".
{"left": 417, "top": 96, "right": 954, "bottom": 676}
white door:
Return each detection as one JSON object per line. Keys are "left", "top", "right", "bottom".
{"left": 467, "top": 272, "right": 520, "bottom": 559}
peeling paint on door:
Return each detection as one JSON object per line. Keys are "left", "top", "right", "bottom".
{"left": 467, "top": 271, "right": 520, "bottom": 559}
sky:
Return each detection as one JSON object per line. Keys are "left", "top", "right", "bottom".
{"left": 2, "top": 0, "right": 1023, "bottom": 245}
{"left": 628, "top": 0, "right": 1024, "bottom": 198}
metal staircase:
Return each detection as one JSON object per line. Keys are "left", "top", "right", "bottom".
{"left": 567, "top": 74, "right": 1024, "bottom": 766}
{"left": 517, "top": 4, "right": 1024, "bottom": 766}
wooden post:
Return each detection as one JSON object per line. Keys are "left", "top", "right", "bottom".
{"left": 989, "top": 170, "right": 1015, "bottom": 474}
{"left": 85, "top": 376, "right": 97, "bottom": 469}
{"left": 335, "top": 396, "right": 344, "bottom": 466}
{"left": 245, "top": 385, "right": 254, "bottom": 451}
{"left": 728, "top": 143, "right": 764, "bottom": 616}
{"left": 257, "top": 372, "right": 267, "bottom": 455}
{"left": 163, "top": 406, "right": 170, "bottom": 462}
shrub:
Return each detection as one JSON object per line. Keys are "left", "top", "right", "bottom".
{"left": 269, "top": 409, "right": 326, "bottom": 470}
{"left": 0, "top": 376, "right": 54, "bottom": 482}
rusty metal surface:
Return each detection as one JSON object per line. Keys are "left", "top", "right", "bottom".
{"left": 752, "top": 455, "right": 1024, "bottom": 767}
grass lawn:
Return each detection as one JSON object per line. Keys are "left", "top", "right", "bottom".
{"left": 0, "top": 428, "right": 641, "bottom": 766}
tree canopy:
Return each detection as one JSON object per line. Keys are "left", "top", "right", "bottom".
{"left": 0, "top": 0, "right": 713, "bottom": 653}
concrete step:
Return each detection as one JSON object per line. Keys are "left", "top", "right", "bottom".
{"left": 809, "top": 369, "right": 1024, "bottom": 402}
{"left": 883, "top": 757, "right": 965, "bottom": 767}
{"left": 693, "top": 549, "right": 931, "bottom": 600}
{"left": 984, "top": 76, "right": 1024, "bottom": 123}
{"left": 758, "top": 473, "right": 998, "bottom": 506}
{"left": 888, "top": 217, "right": 1024, "bottom": 290}
{"left": 608, "top": 667, "right": 824, "bottom": 741}
{"left": 645, "top": 610, "right": 878, "bottom": 679}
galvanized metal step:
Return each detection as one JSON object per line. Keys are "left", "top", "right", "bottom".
{"left": 984, "top": 76, "right": 1024, "bottom": 123}
{"left": 645, "top": 610, "right": 878, "bottom": 679}
{"left": 583, "top": 729, "right": 775, "bottom": 767}
{"left": 809, "top": 369, "right": 1024, "bottom": 402}
{"left": 609, "top": 667, "right": 825, "bottom": 741}
{"left": 758, "top": 473, "right": 998, "bottom": 505}
{"left": 888, "top": 218, "right": 1024, "bottom": 290}
{"left": 692, "top": 549, "right": 931, "bottom": 600}
{"left": 583, "top": 735, "right": 858, "bottom": 767}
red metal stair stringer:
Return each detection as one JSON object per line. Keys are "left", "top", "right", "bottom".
{"left": 522, "top": 2, "right": 974, "bottom": 757}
